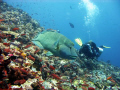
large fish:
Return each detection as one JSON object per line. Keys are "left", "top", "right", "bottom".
{"left": 32, "top": 31, "right": 77, "bottom": 59}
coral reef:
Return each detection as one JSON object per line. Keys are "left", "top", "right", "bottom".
{"left": 0, "top": 1, "right": 120, "bottom": 90}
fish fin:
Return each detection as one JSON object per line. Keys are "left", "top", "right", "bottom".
{"left": 40, "top": 30, "right": 48, "bottom": 34}
{"left": 46, "top": 51, "right": 53, "bottom": 56}
{"left": 32, "top": 40, "right": 44, "bottom": 49}
{"left": 75, "top": 38, "right": 82, "bottom": 46}
{"left": 53, "top": 39, "right": 59, "bottom": 50}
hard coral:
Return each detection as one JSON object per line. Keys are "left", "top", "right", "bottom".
{"left": 8, "top": 66, "right": 35, "bottom": 85}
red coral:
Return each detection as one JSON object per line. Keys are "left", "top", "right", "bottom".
{"left": 3, "top": 48, "right": 11, "bottom": 53}
{"left": 88, "top": 87, "right": 95, "bottom": 90}
{"left": 2, "top": 69, "right": 8, "bottom": 77}
{"left": 24, "top": 44, "right": 32, "bottom": 48}
{"left": 0, "top": 33, "right": 6, "bottom": 38}
{"left": 49, "top": 65, "right": 55, "bottom": 70}
{"left": 27, "top": 55, "right": 35, "bottom": 61}
{"left": 57, "top": 85, "right": 64, "bottom": 90}
{"left": 82, "top": 83, "right": 89, "bottom": 87}
{"left": 20, "top": 68, "right": 28, "bottom": 75}
{"left": 0, "top": 38, "right": 2, "bottom": 42}
{"left": 14, "top": 79, "right": 26, "bottom": 85}
{"left": 34, "top": 49, "right": 40, "bottom": 54}
{"left": 3, "top": 43, "right": 10, "bottom": 46}
{"left": 0, "top": 57, "right": 11, "bottom": 89}
{"left": 21, "top": 34, "right": 26, "bottom": 36}
{"left": 51, "top": 74, "right": 61, "bottom": 80}
{"left": 81, "top": 87, "right": 87, "bottom": 90}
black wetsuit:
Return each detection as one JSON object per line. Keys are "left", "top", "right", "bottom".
{"left": 79, "top": 42, "right": 99, "bottom": 59}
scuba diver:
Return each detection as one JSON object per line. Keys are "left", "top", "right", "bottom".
{"left": 75, "top": 38, "right": 111, "bottom": 59}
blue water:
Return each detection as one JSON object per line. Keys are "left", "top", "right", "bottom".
{"left": 4, "top": 0, "right": 120, "bottom": 67}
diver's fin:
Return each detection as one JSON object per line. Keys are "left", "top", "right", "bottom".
{"left": 53, "top": 39, "right": 59, "bottom": 50}
{"left": 75, "top": 38, "right": 82, "bottom": 46}
{"left": 103, "top": 45, "right": 111, "bottom": 48}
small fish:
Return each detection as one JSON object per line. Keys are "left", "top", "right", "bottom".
{"left": 12, "top": 28, "right": 19, "bottom": 31}
{"left": 107, "top": 76, "right": 112, "bottom": 80}
{"left": 70, "top": 6, "right": 72, "bottom": 9}
{"left": 69, "top": 22, "right": 74, "bottom": 28}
